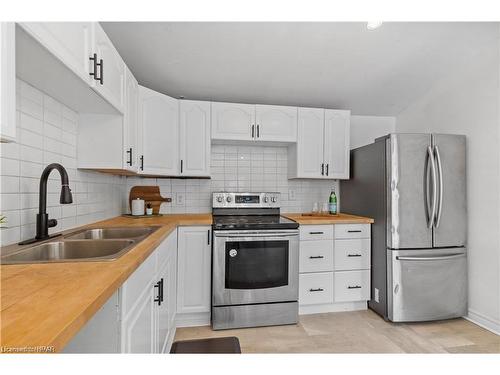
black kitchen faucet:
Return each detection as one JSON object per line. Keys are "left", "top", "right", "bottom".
{"left": 19, "top": 163, "right": 73, "bottom": 245}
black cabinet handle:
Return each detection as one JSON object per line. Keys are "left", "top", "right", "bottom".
{"left": 321, "top": 163, "right": 324, "bottom": 175}
{"left": 348, "top": 285, "right": 362, "bottom": 289}
{"left": 126, "top": 148, "right": 132, "bottom": 166}
{"left": 309, "top": 288, "right": 324, "bottom": 292}
{"left": 347, "top": 254, "right": 362, "bottom": 257}
{"left": 348, "top": 230, "right": 362, "bottom": 233}
{"left": 207, "top": 229, "right": 210, "bottom": 245}
{"left": 140, "top": 155, "right": 144, "bottom": 171}
{"left": 326, "top": 163, "right": 329, "bottom": 176}
{"left": 257, "top": 124, "right": 260, "bottom": 138}
{"left": 251, "top": 124, "right": 255, "bottom": 138}
{"left": 89, "top": 53, "right": 98, "bottom": 80}
{"left": 180, "top": 159, "right": 183, "bottom": 174}
{"left": 309, "top": 255, "right": 324, "bottom": 259}
{"left": 309, "top": 231, "right": 324, "bottom": 235}
{"left": 98, "top": 58, "right": 103, "bottom": 85}
{"left": 159, "top": 278, "right": 164, "bottom": 303}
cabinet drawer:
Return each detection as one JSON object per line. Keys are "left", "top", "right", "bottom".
{"left": 334, "top": 239, "right": 370, "bottom": 271}
{"left": 299, "top": 240, "right": 334, "bottom": 273}
{"left": 334, "top": 224, "right": 370, "bottom": 239}
{"left": 299, "top": 272, "right": 334, "bottom": 305}
{"left": 334, "top": 270, "right": 370, "bottom": 302}
{"left": 300, "top": 225, "right": 334, "bottom": 241}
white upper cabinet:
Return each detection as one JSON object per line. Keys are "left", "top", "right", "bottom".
{"left": 294, "top": 107, "right": 325, "bottom": 178}
{"left": 91, "top": 24, "right": 125, "bottom": 113}
{"left": 138, "top": 86, "right": 179, "bottom": 176}
{"left": 1, "top": 22, "right": 16, "bottom": 142}
{"left": 255, "top": 104, "right": 297, "bottom": 142}
{"left": 179, "top": 100, "right": 211, "bottom": 177}
{"left": 123, "top": 67, "right": 139, "bottom": 172}
{"left": 289, "top": 108, "right": 350, "bottom": 179}
{"left": 19, "top": 22, "right": 92, "bottom": 84}
{"left": 324, "top": 109, "right": 350, "bottom": 179}
{"left": 211, "top": 102, "right": 255, "bottom": 141}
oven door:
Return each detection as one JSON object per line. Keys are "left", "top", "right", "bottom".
{"left": 212, "top": 230, "right": 299, "bottom": 306}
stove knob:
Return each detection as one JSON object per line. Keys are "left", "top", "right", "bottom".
{"left": 216, "top": 196, "right": 223, "bottom": 202}
{"left": 263, "top": 197, "right": 269, "bottom": 203}
{"left": 226, "top": 196, "right": 232, "bottom": 202}
{"left": 271, "top": 196, "right": 277, "bottom": 203}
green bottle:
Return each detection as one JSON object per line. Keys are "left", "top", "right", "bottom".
{"left": 329, "top": 189, "right": 337, "bottom": 215}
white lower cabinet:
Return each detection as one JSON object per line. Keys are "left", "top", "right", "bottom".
{"left": 63, "top": 230, "right": 177, "bottom": 353}
{"left": 176, "top": 226, "right": 212, "bottom": 326}
{"left": 298, "top": 223, "right": 371, "bottom": 314}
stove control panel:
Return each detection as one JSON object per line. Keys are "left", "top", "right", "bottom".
{"left": 212, "top": 192, "right": 280, "bottom": 208}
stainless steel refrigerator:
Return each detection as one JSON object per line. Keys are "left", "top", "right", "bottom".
{"left": 340, "top": 133, "right": 467, "bottom": 322}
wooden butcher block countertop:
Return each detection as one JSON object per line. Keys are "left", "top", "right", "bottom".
{"left": 283, "top": 212, "right": 374, "bottom": 225}
{"left": 0, "top": 214, "right": 211, "bottom": 353}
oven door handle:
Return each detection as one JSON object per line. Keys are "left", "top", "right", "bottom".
{"left": 214, "top": 234, "right": 299, "bottom": 239}
{"left": 213, "top": 231, "right": 299, "bottom": 238}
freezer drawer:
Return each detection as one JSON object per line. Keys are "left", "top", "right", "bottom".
{"left": 387, "top": 248, "right": 467, "bottom": 322}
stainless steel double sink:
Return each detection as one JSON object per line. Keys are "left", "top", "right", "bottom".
{"left": 1, "top": 226, "right": 160, "bottom": 265}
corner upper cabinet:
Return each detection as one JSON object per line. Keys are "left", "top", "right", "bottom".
{"left": 211, "top": 102, "right": 255, "bottom": 141}
{"left": 179, "top": 100, "right": 211, "bottom": 177}
{"left": 91, "top": 24, "right": 125, "bottom": 113}
{"left": 324, "top": 109, "right": 350, "bottom": 179}
{"left": 1, "top": 22, "right": 16, "bottom": 142}
{"left": 289, "top": 108, "right": 350, "bottom": 179}
{"left": 18, "top": 22, "right": 92, "bottom": 84}
{"left": 123, "top": 67, "right": 139, "bottom": 172}
{"left": 255, "top": 104, "right": 297, "bottom": 142}
{"left": 138, "top": 86, "right": 179, "bottom": 176}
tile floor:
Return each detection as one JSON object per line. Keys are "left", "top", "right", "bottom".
{"left": 174, "top": 310, "right": 500, "bottom": 353}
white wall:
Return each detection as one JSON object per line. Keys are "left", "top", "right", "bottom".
{"left": 396, "top": 33, "right": 500, "bottom": 333}
{"left": 0, "top": 79, "right": 126, "bottom": 246}
{"left": 350, "top": 115, "right": 396, "bottom": 149}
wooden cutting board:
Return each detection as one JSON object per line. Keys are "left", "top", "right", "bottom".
{"left": 129, "top": 186, "right": 172, "bottom": 215}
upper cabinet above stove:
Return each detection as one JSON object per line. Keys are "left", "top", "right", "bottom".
{"left": 211, "top": 102, "right": 297, "bottom": 143}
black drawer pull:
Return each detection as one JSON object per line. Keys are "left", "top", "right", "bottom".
{"left": 347, "top": 230, "right": 362, "bottom": 233}
{"left": 309, "top": 288, "right": 324, "bottom": 292}
{"left": 347, "top": 254, "right": 362, "bottom": 257}
{"left": 309, "top": 255, "right": 324, "bottom": 259}
{"left": 309, "top": 231, "right": 324, "bottom": 235}
{"left": 348, "top": 285, "right": 362, "bottom": 289}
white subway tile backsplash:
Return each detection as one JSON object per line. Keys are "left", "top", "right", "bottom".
{"left": 0, "top": 79, "right": 125, "bottom": 246}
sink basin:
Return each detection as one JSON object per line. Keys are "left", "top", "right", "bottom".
{"left": 65, "top": 227, "right": 158, "bottom": 240}
{"left": 1, "top": 239, "right": 136, "bottom": 264}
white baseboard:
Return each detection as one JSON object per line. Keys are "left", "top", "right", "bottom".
{"left": 465, "top": 309, "right": 500, "bottom": 336}
{"left": 175, "top": 312, "right": 211, "bottom": 328}
{"left": 299, "top": 301, "right": 367, "bottom": 315}
{"left": 163, "top": 326, "right": 177, "bottom": 353}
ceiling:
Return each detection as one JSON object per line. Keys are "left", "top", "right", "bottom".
{"left": 101, "top": 22, "right": 497, "bottom": 116}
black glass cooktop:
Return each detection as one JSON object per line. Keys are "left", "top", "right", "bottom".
{"left": 212, "top": 215, "right": 299, "bottom": 230}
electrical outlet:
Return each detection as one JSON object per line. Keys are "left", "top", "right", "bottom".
{"left": 374, "top": 288, "right": 380, "bottom": 303}
{"left": 175, "top": 193, "right": 185, "bottom": 206}
{"left": 288, "top": 189, "right": 297, "bottom": 201}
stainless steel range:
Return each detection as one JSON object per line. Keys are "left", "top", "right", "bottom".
{"left": 211, "top": 192, "right": 299, "bottom": 330}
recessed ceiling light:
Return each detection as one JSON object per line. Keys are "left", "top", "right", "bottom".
{"left": 366, "top": 22, "right": 383, "bottom": 30}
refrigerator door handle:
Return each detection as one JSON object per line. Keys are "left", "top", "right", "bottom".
{"left": 396, "top": 253, "right": 466, "bottom": 261}
{"left": 434, "top": 145, "right": 444, "bottom": 228}
{"left": 426, "top": 146, "right": 438, "bottom": 228}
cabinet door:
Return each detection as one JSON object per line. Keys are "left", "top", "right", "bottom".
{"left": 0, "top": 22, "right": 16, "bottom": 142}
{"left": 92, "top": 24, "right": 125, "bottom": 112}
{"left": 122, "top": 284, "right": 155, "bottom": 353}
{"left": 177, "top": 226, "right": 211, "bottom": 314}
{"left": 179, "top": 100, "right": 211, "bottom": 176}
{"left": 155, "top": 260, "right": 170, "bottom": 353}
{"left": 138, "top": 86, "right": 179, "bottom": 175}
{"left": 211, "top": 102, "right": 255, "bottom": 141}
{"left": 296, "top": 107, "right": 325, "bottom": 178}
{"left": 324, "top": 109, "right": 350, "bottom": 179}
{"left": 255, "top": 104, "right": 297, "bottom": 142}
{"left": 19, "top": 22, "right": 92, "bottom": 83}
{"left": 123, "top": 68, "right": 138, "bottom": 172}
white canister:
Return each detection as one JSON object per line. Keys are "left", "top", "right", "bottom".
{"left": 131, "top": 198, "right": 145, "bottom": 216}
